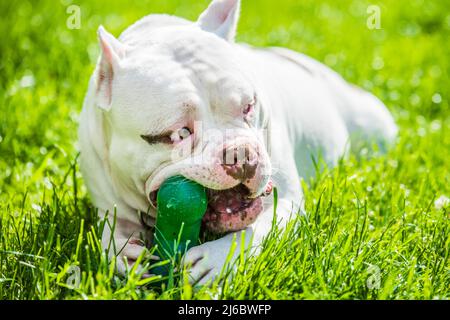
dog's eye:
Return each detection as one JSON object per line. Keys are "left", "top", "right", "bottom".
{"left": 179, "top": 127, "right": 192, "bottom": 139}
{"left": 172, "top": 127, "right": 192, "bottom": 142}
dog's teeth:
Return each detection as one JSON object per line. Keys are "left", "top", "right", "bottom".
{"left": 226, "top": 207, "right": 232, "bottom": 214}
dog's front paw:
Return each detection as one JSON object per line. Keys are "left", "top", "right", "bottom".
{"left": 114, "top": 238, "right": 157, "bottom": 278}
{"left": 182, "top": 239, "right": 235, "bottom": 286}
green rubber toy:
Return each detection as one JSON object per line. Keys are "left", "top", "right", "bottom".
{"left": 153, "top": 175, "right": 208, "bottom": 277}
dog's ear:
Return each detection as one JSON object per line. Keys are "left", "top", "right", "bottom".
{"left": 197, "top": 0, "right": 240, "bottom": 42}
{"left": 95, "top": 25, "right": 125, "bottom": 111}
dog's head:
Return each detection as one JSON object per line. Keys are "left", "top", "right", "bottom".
{"left": 93, "top": 0, "right": 272, "bottom": 233}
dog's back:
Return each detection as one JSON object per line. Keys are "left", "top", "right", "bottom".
{"left": 265, "top": 46, "right": 398, "bottom": 154}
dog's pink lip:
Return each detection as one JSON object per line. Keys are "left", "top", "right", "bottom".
{"left": 145, "top": 166, "right": 239, "bottom": 206}
{"left": 201, "top": 184, "right": 265, "bottom": 233}
{"left": 149, "top": 181, "right": 272, "bottom": 211}
{"left": 144, "top": 163, "right": 174, "bottom": 207}
{"left": 148, "top": 179, "right": 272, "bottom": 233}
{"left": 147, "top": 179, "right": 241, "bottom": 209}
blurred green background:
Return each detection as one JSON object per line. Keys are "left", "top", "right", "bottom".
{"left": 0, "top": 0, "right": 449, "bottom": 299}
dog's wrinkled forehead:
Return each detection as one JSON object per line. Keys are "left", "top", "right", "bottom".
{"left": 110, "top": 27, "right": 254, "bottom": 134}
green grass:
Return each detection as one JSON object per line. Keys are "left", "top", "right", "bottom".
{"left": 0, "top": 0, "right": 449, "bottom": 299}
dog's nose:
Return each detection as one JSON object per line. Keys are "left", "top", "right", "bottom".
{"left": 221, "top": 145, "right": 258, "bottom": 181}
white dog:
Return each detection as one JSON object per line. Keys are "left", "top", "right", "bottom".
{"left": 78, "top": 0, "right": 397, "bottom": 285}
